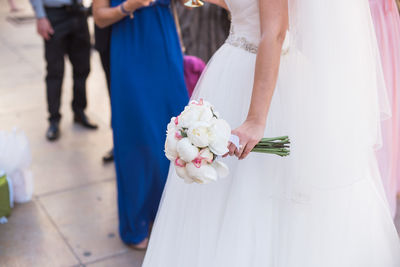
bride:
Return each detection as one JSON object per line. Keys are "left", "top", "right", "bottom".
{"left": 143, "top": 0, "right": 400, "bottom": 266}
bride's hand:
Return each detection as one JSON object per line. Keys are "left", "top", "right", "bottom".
{"left": 228, "top": 119, "right": 265, "bottom": 160}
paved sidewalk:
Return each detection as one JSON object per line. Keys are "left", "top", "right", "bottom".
{"left": 0, "top": 1, "right": 144, "bottom": 266}
{"left": 0, "top": 1, "right": 399, "bottom": 267}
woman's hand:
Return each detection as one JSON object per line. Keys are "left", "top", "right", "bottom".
{"left": 93, "top": 0, "right": 152, "bottom": 28}
{"left": 227, "top": 119, "right": 265, "bottom": 160}
{"left": 124, "top": 0, "right": 153, "bottom": 12}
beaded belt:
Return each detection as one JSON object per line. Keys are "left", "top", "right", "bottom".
{"left": 225, "top": 26, "right": 291, "bottom": 55}
{"left": 225, "top": 25, "right": 258, "bottom": 54}
{"left": 225, "top": 34, "right": 258, "bottom": 54}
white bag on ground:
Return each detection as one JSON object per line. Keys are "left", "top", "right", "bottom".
{"left": 0, "top": 129, "right": 34, "bottom": 203}
{"left": 9, "top": 170, "right": 33, "bottom": 203}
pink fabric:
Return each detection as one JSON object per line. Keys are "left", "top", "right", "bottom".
{"left": 369, "top": 0, "right": 400, "bottom": 217}
{"left": 183, "top": 55, "right": 206, "bottom": 97}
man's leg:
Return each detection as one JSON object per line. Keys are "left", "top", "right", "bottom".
{"left": 43, "top": 8, "right": 72, "bottom": 140}
{"left": 44, "top": 25, "right": 66, "bottom": 124}
{"left": 99, "top": 49, "right": 111, "bottom": 97}
{"left": 68, "top": 15, "right": 90, "bottom": 117}
{"left": 67, "top": 14, "right": 97, "bottom": 129}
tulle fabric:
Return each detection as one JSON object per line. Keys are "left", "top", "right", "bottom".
{"left": 369, "top": 0, "right": 400, "bottom": 217}
{"left": 143, "top": 0, "right": 400, "bottom": 266}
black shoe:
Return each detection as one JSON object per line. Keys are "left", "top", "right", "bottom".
{"left": 74, "top": 113, "right": 98, "bottom": 130}
{"left": 102, "top": 149, "right": 114, "bottom": 163}
{"left": 46, "top": 122, "right": 60, "bottom": 141}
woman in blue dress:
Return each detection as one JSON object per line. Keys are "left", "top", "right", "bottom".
{"left": 93, "top": 0, "right": 189, "bottom": 249}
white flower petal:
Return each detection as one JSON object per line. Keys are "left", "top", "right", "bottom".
{"left": 177, "top": 138, "right": 199, "bottom": 162}
{"left": 187, "top": 121, "right": 211, "bottom": 148}
{"left": 175, "top": 165, "right": 193, "bottom": 183}
{"left": 186, "top": 162, "right": 218, "bottom": 184}
{"left": 208, "top": 118, "right": 231, "bottom": 155}
{"left": 199, "top": 148, "right": 214, "bottom": 162}
{"left": 167, "top": 117, "right": 177, "bottom": 132}
{"left": 165, "top": 128, "right": 178, "bottom": 161}
{"left": 209, "top": 141, "right": 229, "bottom": 156}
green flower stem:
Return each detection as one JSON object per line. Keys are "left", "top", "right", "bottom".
{"left": 250, "top": 136, "right": 291, "bottom": 157}
{"left": 260, "top": 136, "right": 289, "bottom": 142}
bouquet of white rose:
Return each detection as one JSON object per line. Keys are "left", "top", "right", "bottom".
{"left": 165, "top": 99, "right": 290, "bottom": 184}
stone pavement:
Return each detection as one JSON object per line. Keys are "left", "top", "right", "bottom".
{"left": 0, "top": 1, "right": 399, "bottom": 267}
{"left": 0, "top": 0, "right": 144, "bottom": 266}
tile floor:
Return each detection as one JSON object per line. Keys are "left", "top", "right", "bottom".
{"left": 0, "top": 1, "right": 144, "bottom": 266}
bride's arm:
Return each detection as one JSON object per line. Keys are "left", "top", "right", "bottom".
{"left": 230, "top": 0, "right": 288, "bottom": 159}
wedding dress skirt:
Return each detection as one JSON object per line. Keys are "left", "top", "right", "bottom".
{"left": 143, "top": 0, "right": 400, "bottom": 266}
{"left": 369, "top": 0, "right": 400, "bottom": 217}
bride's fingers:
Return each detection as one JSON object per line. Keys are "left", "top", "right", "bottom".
{"left": 239, "top": 143, "right": 255, "bottom": 160}
{"left": 236, "top": 143, "right": 246, "bottom": 159}
{"left": 234, "top": 143, "right": 244, "bottom": 157}
{"left": 228, "top": 142, "right": 237, "bottom": 156}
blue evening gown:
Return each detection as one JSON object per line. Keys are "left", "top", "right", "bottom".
{"left": 110, "top": 0, "right": 189, "bottom": 245}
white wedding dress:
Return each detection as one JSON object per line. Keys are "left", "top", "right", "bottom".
{"left": 143, "top": 0, "right": 400, "bottom": 266}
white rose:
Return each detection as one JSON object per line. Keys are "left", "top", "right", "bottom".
{"left": 192, "top": 148, "right": 214, "bottom": 168}
{"left": 199, "top": 106, "right": 213, "bottom": 122}
{"left": 202, "top": 100, "right": 213, "bottom": 108}
{"left": 186, "top": 162, "right": 218, "bottom": 184}
{"left": 208, "top": 119, "right": 231, "bottom": 155}
{"left": 187, "top": 121, "right": 211, "bottom": 148}
{"left": 212, "top": 109, "right": 220, "bottom": 118}
{"left": 178, "top": 104, "right": 213, "bottom": 128}
{"left": 199, "top": 148, "right": 214, "bottom": 162}
{"left": 177, "top": 138, "right": 199, "bottom": 162}
{"left": 165, "top": 127, "right": 179, "bottom": 161}
{"left": 212, "top": 160, "right": 229, "bottom": 178}
{"left": 178, "top": 106, "right": 201, "bottom": 128}
{"left": 167, "top": 117, "right": 178, "bottom": 132}
{"left": 191, "top": 99, "right": 213, "bottom": 109}
{"left": 175, "top": 165, "right": 194, "bottom": 184}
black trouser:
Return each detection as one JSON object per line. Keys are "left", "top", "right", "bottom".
{"left": 94, "top": 25, "right": 111, "bottom": 97}
{"left": 99, "top": 48, "right": 111, "bottom": 97}
{"left": 44, "top": 7, "right": 90, "bottom": 123}
{"left": 94, "top": 25, "right": 111, "bottom": 126}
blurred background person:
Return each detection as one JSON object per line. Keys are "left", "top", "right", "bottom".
{"left": 173, "top": 3, "right": 229, "bottom": 96}
{"left": 93, "top": 0, "right": 189, "bottom": 250}
{"left": 94, "top": 23, "right": 114, "bottom": 163}
{"left": 177, "top": 2, "right": 230, "bottom": 62}
{"left": 369, "top": 0, "right": 400, "bottom": 217}
{"left": 29, "top": 0, "right": 98, "bottom": 141}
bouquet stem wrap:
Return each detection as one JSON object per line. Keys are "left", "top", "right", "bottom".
{"left": 252, "top": 136, "right": 290, "bottom": 157}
